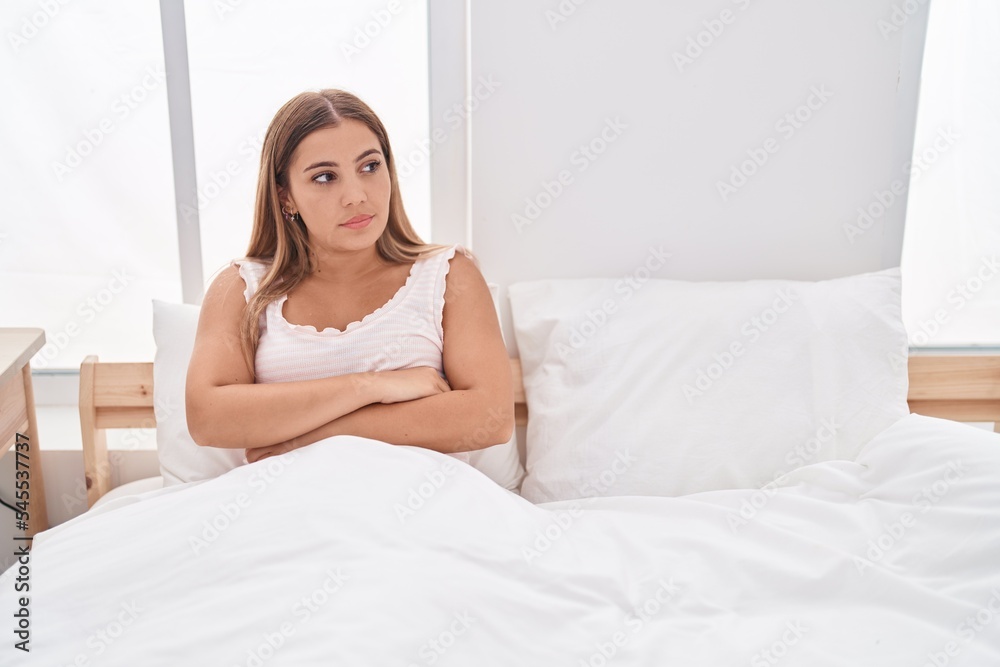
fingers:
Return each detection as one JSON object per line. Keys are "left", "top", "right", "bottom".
{"left": 246, "top": 447, "right": 272, "bottom": 464}
{"left": 247, "top": 441, "right": 295, "bottom": 463}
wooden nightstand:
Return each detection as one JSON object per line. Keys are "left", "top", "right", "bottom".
{"left": 0, "top": 328, "right": 49, "bottom": 539}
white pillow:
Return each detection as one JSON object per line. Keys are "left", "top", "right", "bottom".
{"left": 152, "top": 292, "right": 524, "bottom": 491}
{"left": 153, "top": 300, "right": 245, "bottom": 486}
{"left": 508, "top": 268, "right": 910, "bottom": 503}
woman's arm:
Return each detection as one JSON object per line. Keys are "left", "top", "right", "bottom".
{"left": 186, "top": 265, "right": 448, "bottom": 449}
{"left": 252, "top": 388, "right": 510, "bottom": 459}
{"left": 245, "top": 252, "right": 515, "bottom": 461}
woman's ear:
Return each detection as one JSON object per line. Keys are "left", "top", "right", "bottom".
{"left": 277, "top": 187, "right": 295, "bottom": 214}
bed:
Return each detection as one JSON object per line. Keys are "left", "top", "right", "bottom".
{"left": 78, "top": 355, "right": 1000, "bottom": 507}
{"left": 4, "top": 268, "right": 1000, "bottom": 665}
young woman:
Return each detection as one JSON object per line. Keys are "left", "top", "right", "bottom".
{"left": 185, "top": 89, "right": 514, "bottom": 464}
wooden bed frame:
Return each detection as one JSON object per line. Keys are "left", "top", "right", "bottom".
{"left": 79, "top": 355, "right": 1000, "bottom": 508}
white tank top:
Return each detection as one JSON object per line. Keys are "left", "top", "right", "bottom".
{"left": 231, "top": 244, "right": 466, "bottom": 385}
{"left": 229, "top": 242, "right": 525, "bottom": 491}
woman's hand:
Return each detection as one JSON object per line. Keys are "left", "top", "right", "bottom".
{"left": 245, "top": 439, "right": 298, "bottom": 464}
{"left": 245, "top": 417, "right": 332, "bottom": 464}
{"left": 376, "top": 367, "right": 451, "bottom": 404}
{"left": 244, "top": 368, "right": 450, "bottom": 463}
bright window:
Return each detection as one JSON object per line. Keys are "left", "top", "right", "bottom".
{"left": 0, "top": 1, "right": 177, "bottom": 369}
{"left": 900, "top": 0, "right": 1000, "bottom": 347}
{"left": 183, "top": 0, "right": 431, "bottom": 284}
{"left": 1, "top": 0, "right": 431, "bottom": 370}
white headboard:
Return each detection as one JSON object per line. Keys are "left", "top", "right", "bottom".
{"left": 456, "top": 0, "right": 929, "bottom": 356}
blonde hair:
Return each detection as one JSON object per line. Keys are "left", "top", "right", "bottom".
{"left": 235, "top": 89, "right": 459, "bottom": 379}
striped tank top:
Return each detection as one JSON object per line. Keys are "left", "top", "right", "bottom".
{"left": 230, "top": 242, "right": 525, "bottom": 491}
{"left": 231, "top": 244, "right": 467, "bottom": 385}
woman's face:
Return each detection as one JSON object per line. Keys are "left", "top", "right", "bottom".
{"left": 280, "top": 119, "right": 392, "bottom": 253}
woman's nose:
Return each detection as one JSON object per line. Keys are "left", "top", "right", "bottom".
{"left": 340, "top": 176, "right": 367, "bottom": 207}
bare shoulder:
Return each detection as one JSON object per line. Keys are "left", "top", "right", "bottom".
{"left": 203, "top": 263, "right": 248, "bottom": 310}
{"left": 189, "top": 262, "right": 255, "bottom": 388}
{"left": 439, "top": 246, "right": 511, "bottom": 416}
{"left": 443, "top": 248, "right": 489, "bottom": 305}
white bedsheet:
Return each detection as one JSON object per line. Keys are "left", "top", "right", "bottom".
{"left": 3, "top": 414, "right": 1000, "bottom": 666}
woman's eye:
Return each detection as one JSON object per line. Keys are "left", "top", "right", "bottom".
{"left": 313, "top": 161, "right": 380, "bottom": 184}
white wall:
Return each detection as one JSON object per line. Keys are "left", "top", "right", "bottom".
{"left": 462, "top": 0, "right": 930, "bottom": 356}
{"left": 4, "top": 1, "right": 932, "bottom": 544}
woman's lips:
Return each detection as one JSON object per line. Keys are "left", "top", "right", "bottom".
{"left": 341, "top": 215, "right": 373, "bottom": 229}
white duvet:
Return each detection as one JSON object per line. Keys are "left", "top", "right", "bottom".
{"left": 3, "top": 413, "right": 1000, "bottom": 666}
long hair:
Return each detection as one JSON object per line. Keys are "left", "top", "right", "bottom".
{"left": 235, "top": 89, "right": 460, "bottom": 379}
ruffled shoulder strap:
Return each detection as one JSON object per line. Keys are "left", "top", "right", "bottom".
{"left": 431, "top": 244, "right": 474, "bottom": 340}
{"left": 229, "top": 258, "right": 271, "bottom": 304}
